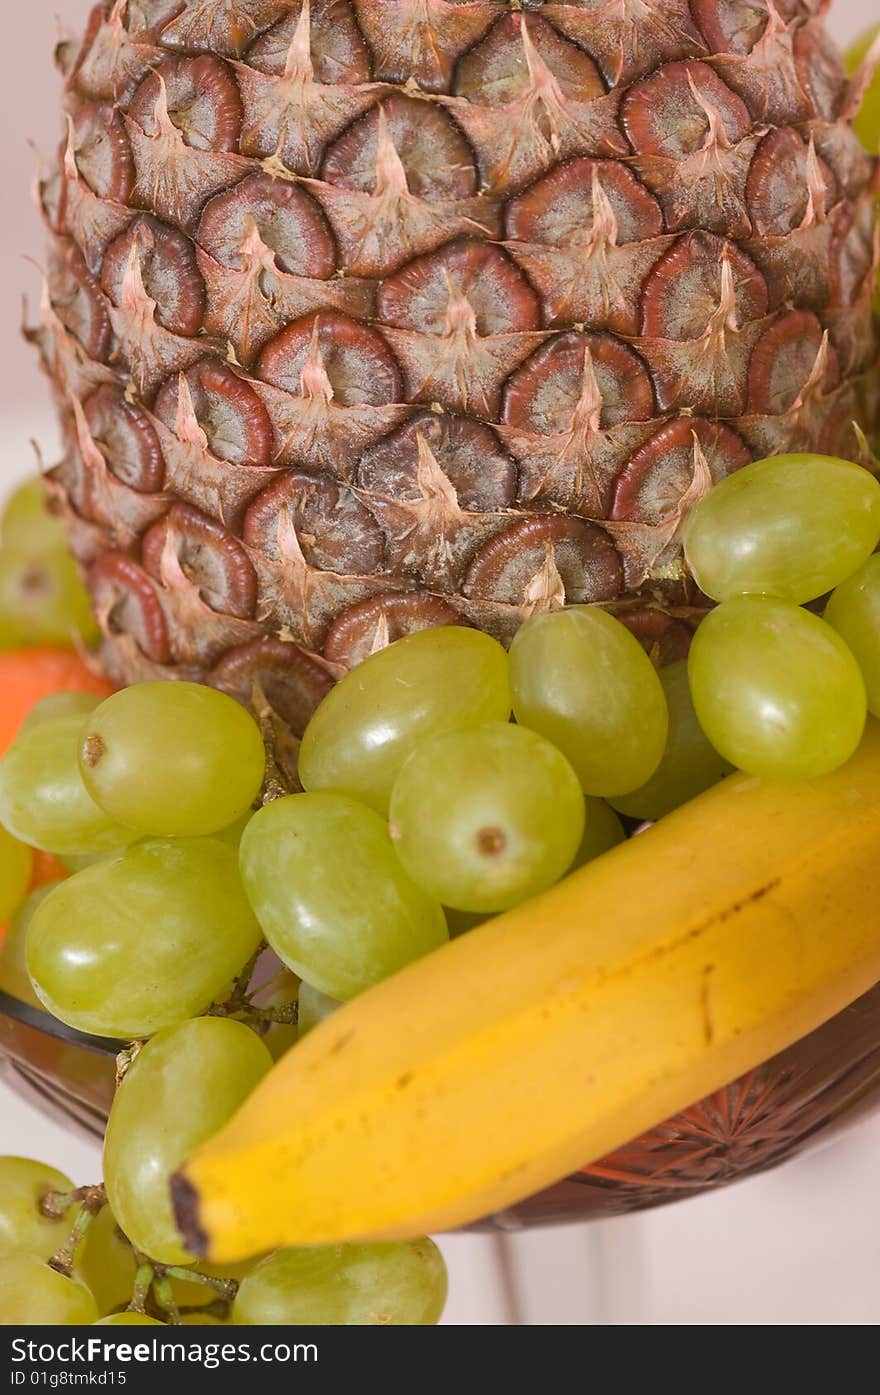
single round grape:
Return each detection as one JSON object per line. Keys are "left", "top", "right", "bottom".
{"left": 232, "top": 1239, "right": 447, "bottom": 1326}
{"left": 0, "top": 825, "right": 31, "bottom": 923}
{"left": 0, "top": 546, "right": 100, "bottom": 649}
{"left": 299, "top": 627, "right": 511, "bottom": 813}
{"left": 0, "top": 713, "right": 134, "bottom": 855}
{"left": 684, "top": 454, "right": 880, "bottom": 605}
{"left": 297, "top": 980, "right": 341, "bottom": 1039}
{"left": 508, "top": 606, "right": 668, "bottom": 797}
{"left": 825, "top": 554, "right": 880, "bottom": 717}
{"left": 610, "top": 661, "right": 733, "bottom": 820}
{"left": 571, "top": 798, "right": 627, "bottom": 867}
{"left": 0, "top": 478, "right": 66, "bottom": 553}
{"left": 0, "top": 1254, "right": 98, "bottom": 1324}
{"left": 27, "top": 839, "right": 263, "bottom": 1038}
{"left": 846, "top": 25, "right": 880, "bottom": 153}
{"left": 79, "top": 683, "right": 265, "bottom": 838}
{"left": 94, "top": 1313, "right": 164, "bottom": 1326}
{"left": 0, "top": 1157, "right": 75, "bottom": 1261}
{"left": 389, "top": 723, "right": 585, "bottom": 914}
{"left": 240, "top": 794, "right": 447, "bottom": 1000}
{"left": 104, "top": 1017, "right": 272, "bottom": 1266}
{"left": 77, "top": 1203, "right": 137, "bottom": 1317}
{"left": 19, "top": 691, "right": 103, "bottom": 736}
{"left": 688, "top": 597, "right": 867, "bottom": 780}
{"left": 0, "top": 882, "right": 61, "bottom": 1007}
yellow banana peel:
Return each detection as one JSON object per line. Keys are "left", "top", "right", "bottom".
{"left": 175, "top": 721, "right": 880, "bottom": 1262}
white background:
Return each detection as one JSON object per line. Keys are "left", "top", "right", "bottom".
{"left": 1, "top": 0, "right": 879, "bottom": 1325}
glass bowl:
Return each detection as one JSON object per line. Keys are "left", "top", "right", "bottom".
{"left": 3, "top": 983, "right": 880, "bottom": 1227}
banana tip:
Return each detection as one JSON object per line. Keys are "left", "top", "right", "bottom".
{"left": 170, "top": 1170, "right": 209, "bottom": 1260}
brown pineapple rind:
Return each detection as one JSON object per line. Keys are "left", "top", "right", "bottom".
{"left": 38, "top": 0, "right": 878, "bottom": 735}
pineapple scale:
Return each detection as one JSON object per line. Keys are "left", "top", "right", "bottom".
{"left": 35, "top": 0, "right": 879, "bottom": 740}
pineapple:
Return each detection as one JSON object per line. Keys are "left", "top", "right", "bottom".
{"left": 35, "top": 0, "right": 878, "bottom": 741}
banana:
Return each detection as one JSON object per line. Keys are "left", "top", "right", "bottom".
{"left": 175, "top": 721, "right": 880, "bottom": 1262}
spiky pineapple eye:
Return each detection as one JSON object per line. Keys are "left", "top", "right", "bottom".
{"left": 198, "top": 172, "right": 337, "bottom": 277}
{"left": 502, "top": 331, "right": 655, "bottom": 433}
{"left": 611, "top": 418, "right": 751, "bottom": 525}
{"left": 453, "top": 12, "right": 604, "bottom": 107}
{"left": 244, "top": 471, "right": 385, "bottom": 576}
{"left": 101, "top": 217, "right": 206, "bottom": 337}
{"left": 747, "top": 309, "right": 840, "bottom": 416}
{"left": 640, "top": 231, "right": 768, "bottom": 339}
{"left": 357, "top": 412, "right": 517, "bottom": 512}
{"left": 210, "top": 635, "right": 333, "bottom": 738}
{"left": 83, "top": 387, "right": 165, "bottom": 494}
{"left": 257, "top": 311, "right": 403, "bottom": 406}
{"left": 247, "top": 2, "right": 372, "bottom": 83}
{"left": 378, "top": 240, "right": 541, "bottom": 336}
{"left": 124, "top": 0, "right": 186, "bottom": 37}
{"left": 320, "top": 93, "right": 479, "bottom": 201}
{"left": 323, "top": 593, "right": 466, "bottom": 669}
{"left": 50, "top": 247, "right": 112, "bottom": 361}
{"left": 464, "top": 514, "right": 623, "bottom": 608}
{"left": 87, "top": 552, "right": 171, "bottom": 664}
{"left": 745, "top": 127, "right": 837, "bottom": 236}
{"left": 505, "top": 156, "right": 663, "bottom": 246}
{"left": 622, "top": 61, "right": 752, "bottom": 158}
{"left": 70, "top": 104, "right": 135, "bottom": 203}
{"left": 142, "top": 503, "right": 258, "bottom": 618}
{"left": 128, "top": 56, "right": 243, "bottom": 152}
{"left": 155, "top": 361, "right": 274, "bottom": 467}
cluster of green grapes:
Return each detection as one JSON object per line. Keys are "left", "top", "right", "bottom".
{"left": 2, "top": 443, "right": 880, "bottom": 1324}
{"left": 0, "top": 479, "right": 98, "bottom": 652}
{"left": 684, "top": 454, "right": 880, "bottom": 779}
{"left": 0, "top": 1154, "right": 446, "bottom": 1325}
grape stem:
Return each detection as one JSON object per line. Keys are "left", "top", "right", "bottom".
{"left": 207, "top": 945, "right": 299, "bottom": 1030}
{"left": 129, "top": 1262, "right": 154, "bottom": 1315}
{"left": 44, "top": 1184, "right": 107, "bottom": 1277}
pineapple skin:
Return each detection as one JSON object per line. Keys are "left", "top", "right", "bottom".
{"left": 37, "top": 0, "right": 878, "bottom": 735}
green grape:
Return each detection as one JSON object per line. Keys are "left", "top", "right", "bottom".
{"left": 389, "top": 723, "right": 584, "bottom": 914}
{"left": 77, "top": 1203, "right": 137, "bottom": 1317}
{"left": 0, "top": 825, "right": 31, "bottom": 923}
{"left": 80, "top": 683, "right": 265, "bottom": 838}
{"left": 684, "top": 455, "right": 880, "bottom": 605}
{"left": 27, "top": 839, "right": 263, "bottom": 1038}
{"left": 299, "top": 627, "right": 511, "bottom": 813}
{"left": 0, "top": 547, "right": 100, "bottom": 649}
{"left": 0, "top": 1254, "right": 98, "bottom": 1324}
{"left": 19, "top": 692, "right": 103, "bottom": 736}
{"left": 508, "top": 606, "right": 668, "bottom": 798}
{"left": 688, "top": 597, "right": 867, "bottom": 780}
{"left": 104, "top": 1017, "right": 272, "bottom": 1266}
{"left": 241, "top": 794, "right": 447, "bottom": 1000}
{"left": 0, "top": 1157, "right": 75, "bottom": 1260}
{"left": 571, "top": 798, "right": 627, "bottom": 865}
{"left": 232, "top": 1238, "right": 447, "bottom": 1326}
{"left": 94, "top": 1313, "right": 164, "bottom": 1326}
{"left": 845, "top": 25, "right": 880, "bottom": 153}
{"left": 297, "top": 980, "right": 341, "bottom": 1039}
{"left": 0, "top": 882, "right": 60, "bottom": 1007}
{"left": 178, "top": 1313, "right": 226, "bottom": 1325}
{"left": 0, "top": 478, "right": 66, "bottom": 553}
{"left": 610, "top": 661, "right": 733, "bottom": 820}
{"left": 0, "top": 713, "right": 134, "bottom": 855}
{"left": 825, "top": 555, "right": 880, "bottom": 717}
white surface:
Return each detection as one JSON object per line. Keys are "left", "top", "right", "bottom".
{"left": 1, "top": 0, "right": 879, "bottom": 1327}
